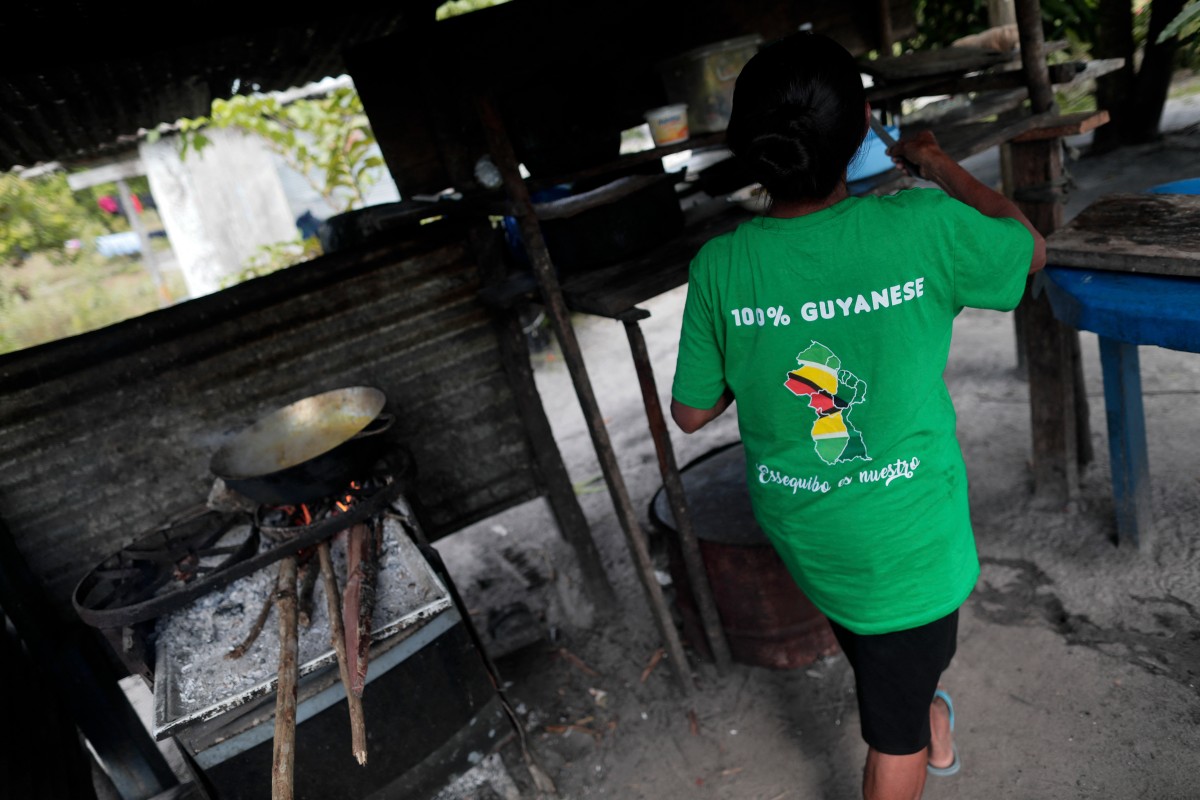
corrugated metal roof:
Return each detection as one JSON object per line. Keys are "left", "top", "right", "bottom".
{"left": 0, "top": 0, "right": 915, "bottom": 173}
{"left": 0, "top": 3, "right": 425, "bottom": 170}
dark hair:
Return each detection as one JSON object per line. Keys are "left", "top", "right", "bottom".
{"left": 726, "top": 31, "right": 868, "bottom": 203}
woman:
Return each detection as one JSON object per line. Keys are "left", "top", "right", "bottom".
{"left": 670, "top": 31, "right": 1045, "bottom": 800}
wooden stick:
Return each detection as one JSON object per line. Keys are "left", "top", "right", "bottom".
{"left": 226, "top": 589, "right": 274, "bottom": 660}
{"left": 272, "top": 556, "right": 299, "bottom": 800}
{"left": 341, "top": 523, "right": 377, "bottom": 698}
{"left": 318, "top": 540, "right": 368, "bottom": 765}
{"left": 296, "top": 554, "right": 319, "bottom": 628}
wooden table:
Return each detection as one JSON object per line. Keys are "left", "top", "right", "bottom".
{"left": 1043, "top": 190, "right": 1200, "bottom": 546}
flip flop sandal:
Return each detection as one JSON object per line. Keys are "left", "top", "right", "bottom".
{"left": 927, "top": 689, "right": 961, "bottom": 776}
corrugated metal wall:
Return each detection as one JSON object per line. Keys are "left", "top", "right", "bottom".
{"left": 0, "top": 220, "right": 542, "bottom": 622}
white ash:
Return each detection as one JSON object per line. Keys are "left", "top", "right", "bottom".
{"left": 155, "top": 514, "right": 448, "bottom": 724}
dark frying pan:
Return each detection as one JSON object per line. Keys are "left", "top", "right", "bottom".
{"left": 210, "top": 386, "right": 394, "bottom": 505}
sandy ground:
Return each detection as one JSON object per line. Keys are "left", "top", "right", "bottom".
{"left": 431, "top": 92, "right": 1200, "bottom": 800}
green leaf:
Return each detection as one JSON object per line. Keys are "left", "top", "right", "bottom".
{"left": 1158, "top": 1, "right": 1200, "bottom": 43}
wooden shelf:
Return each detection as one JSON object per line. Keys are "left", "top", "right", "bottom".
{"left": 478, "top": 98, "right": 1079, "bottom": 322}
{"left": 526, "top": 132, "right": 727, "bottom": 192}
{"left": 559, "top": 198, "right": 752, "bottom": 319}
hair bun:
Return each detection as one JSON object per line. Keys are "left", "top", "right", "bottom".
{"left": 724, "top": 31, "right": 867, "bottom": 202}
{"left": 738, "top": 106, "right": 822, "bottom": 197}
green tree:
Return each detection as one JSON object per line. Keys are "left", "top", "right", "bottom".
{"left": 906, "top": 0, "right": 1097, "bottom": 51}
{"left": 0, "top": 171, "right": 110, "bottom": 267}
{"left": 177, "top": 86, "right": 384, "bottom": 215}
{"left": 1093, "top": 0, "right": 1192, "bottom": 149}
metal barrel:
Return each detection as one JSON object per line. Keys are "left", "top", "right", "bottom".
{"left": 648, "top": 441, "right": 839, "bottom": 670}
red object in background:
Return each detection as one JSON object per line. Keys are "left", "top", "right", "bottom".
{"left": 97, "top": 194, "right": 143, "bottom": 214}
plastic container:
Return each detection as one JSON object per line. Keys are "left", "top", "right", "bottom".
{"left": 848, "top": 122, "right": 900, "bottom": 182}
{"left": 644, "top": 103, "right": 690, "bottom": 146}
{"left": 656, "top": 34, "right": 763, "bottom": 134}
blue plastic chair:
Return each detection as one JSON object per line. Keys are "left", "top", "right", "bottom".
{"left": 1041, "top": 179, "right": 1200, "bottom": 545}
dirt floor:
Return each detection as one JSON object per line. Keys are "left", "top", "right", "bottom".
{"left": 430, "top": 92, "right": 1200, "bottom": 800}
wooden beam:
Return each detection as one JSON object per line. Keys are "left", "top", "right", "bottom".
{"left": 1012, "top": 110, "right": 1111, "bottom": 142}
{"left": 865, "top": 59, "right": 1110, "bottom": 105}
{"left": 66, "top": 157, "right": 147, "bottom": 190}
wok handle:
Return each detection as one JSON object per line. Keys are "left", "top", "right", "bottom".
{"left": 352, "top": 413, "right": 394, "bottom": 439}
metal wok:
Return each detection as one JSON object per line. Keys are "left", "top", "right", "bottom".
{"left": 210, "top": 386, "right": 393, "bottom": 505}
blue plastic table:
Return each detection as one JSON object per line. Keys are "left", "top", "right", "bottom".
{"left": 1041, "top": 179, "right": 1200, "bottom": 545}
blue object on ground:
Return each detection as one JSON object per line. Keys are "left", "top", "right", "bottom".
{"left": 1042, "top": 177, "right": 1200, "bottom": 547}
{"left": 847, "top": 124, "right": 899, "bottom": 182}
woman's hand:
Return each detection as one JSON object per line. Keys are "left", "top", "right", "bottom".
{"left": 886, "top": 130, "right": 951, "bottom": 181}
{"left": 888, "top": 129, "right": 1046, "bottom": 274}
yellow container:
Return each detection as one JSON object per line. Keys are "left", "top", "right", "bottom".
{"left": 644, "top": 103, "right": 690, "bottom": 146}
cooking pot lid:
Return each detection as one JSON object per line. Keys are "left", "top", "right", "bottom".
{"left": 210, "top": 386, "right": 386, "bottom": 480}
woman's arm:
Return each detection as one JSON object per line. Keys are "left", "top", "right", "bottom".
{"left": 889, "top": 130, "right": 1047, "bottom": 274}
{"left": 671, "top": 389, "right": 734, "bottom": 433}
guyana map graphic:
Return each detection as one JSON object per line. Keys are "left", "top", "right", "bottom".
{"left": 783, "top": 341, "right": 871, "bottom": 465}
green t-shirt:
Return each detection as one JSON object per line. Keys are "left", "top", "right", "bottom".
{"left": 672, "top": 188, "right": 1033, "bottom": 635}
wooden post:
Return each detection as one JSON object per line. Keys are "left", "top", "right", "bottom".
{"left": 474, "top": 93, "right": 693, "bottom": 695}
{"left": 988, "top": 0, "right": 1017, "bottom": 27}
{"left": 114, "top": 178, "right": 169, "bottom": 307}
{"left": 1011, "top": 0, "right": 1092, "bottom": 507}
{"left": 1015, "top": 0, "right": 1057, "bottom": 115}
{"left": 993, "top": 0, "right": 1020, "bottom": 371}
{"left": 272, "top": 556, "right": 299, "bottom": 800}
{"left": 877, "top": 0, "right": 894, "bottom": 54}
{"left": 489, "top": 292, "right": 618, "bottom": 606}
{"left": 349, "top": 38, "right": 615, "bottom": 607}
{"left": 622, "top": 315, "right": 732, "bottom": 675}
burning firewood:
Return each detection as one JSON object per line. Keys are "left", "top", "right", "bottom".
{"left": 272, "top": 556, "right": 299, "bottom": 800}
{"left": 318, "top": 540, "right": 368, "bottom": 765}
{"left": 341, "top": 522, "right": 378, "bottom": 698}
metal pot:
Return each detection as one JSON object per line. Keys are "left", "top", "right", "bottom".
{"left": 210, "top": 386, "right": 394, "bottom": 505}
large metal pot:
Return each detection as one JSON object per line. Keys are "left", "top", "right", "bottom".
{"left": 210, "top": 386, "right": 393, "bottom": 505}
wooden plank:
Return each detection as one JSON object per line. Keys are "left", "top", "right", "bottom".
{"left": 1011, "top": 110, "right": 1110, "bottom": 142}
{"left": 533, "top": 173, "right": 676, "bottom": 221}
{"left": 906, "top": 109, "right": 1061, "bottom": 162}
{"left": 899, "top": 89, "right": 1028, "bottom": 129}
{"left": 65, "top": 157, "right": 146, "bottom": 190}
{"left": 860, "top": 46, "right": 1016, "bottom": 81}
{"left": 527, "top": 132, "right": 726, "bottom": 194}
{"left": 1045, "top": 194, "right": 1200, "bottom": 277}
{"left": 866, "top": 60, "right": 1083, "bottom": 104}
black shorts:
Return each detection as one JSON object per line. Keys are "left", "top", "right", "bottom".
{"left": 827, "top": 609, "right": 959, "bottom": 756}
